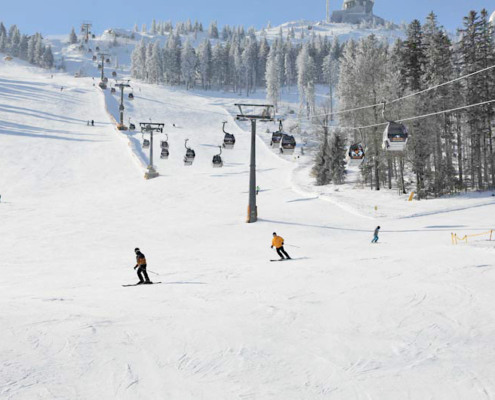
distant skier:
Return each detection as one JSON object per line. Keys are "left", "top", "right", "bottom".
{"left": 133, "top": 248, "right": 152, "bottom": 284}
{"left": 60, "top": 86, "right": 63, "bottom": 91}
{"left": 371, "top": 226, "right": 381, "bottom": 243}
{"left": 256, "top": 186, "right": 260, "bottom": 195}
{"left": 91, "top": 120, "right": 94, "bottom": 126}
{"left": 271, "top": 232, "right": 291, "bottom": 260}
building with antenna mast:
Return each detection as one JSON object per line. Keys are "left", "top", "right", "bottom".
{"left": 330, "top": 0, "right": 384, "bottom": 25}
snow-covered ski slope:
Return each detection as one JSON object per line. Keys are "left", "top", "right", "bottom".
{"left": 1, "top": 56, "right": 495, "bottom": 400}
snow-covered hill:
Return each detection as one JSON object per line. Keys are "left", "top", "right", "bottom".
{"left": 1, "top": 39, "right": 495, "bottom": 400}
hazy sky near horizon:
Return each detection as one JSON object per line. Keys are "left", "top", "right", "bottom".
{"left": 2, "top": 0, "right": 493, "bottom": 35}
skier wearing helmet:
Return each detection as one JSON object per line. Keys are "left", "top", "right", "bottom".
{"left": 134, "top": 248, "right": 152, "bottom": 284}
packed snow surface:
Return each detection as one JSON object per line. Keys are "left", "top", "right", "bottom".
{"left": 1, "top": 55, "right": 495, "bottom": 400}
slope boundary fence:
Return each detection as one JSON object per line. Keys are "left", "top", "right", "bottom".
{"left": 451, "top": 230, "right": 494, "bottom": 245}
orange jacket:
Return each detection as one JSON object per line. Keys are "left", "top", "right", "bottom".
{"left": 272, "top": 236, "right": 284, "bottom": 248}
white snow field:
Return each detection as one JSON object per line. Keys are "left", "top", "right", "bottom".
{"left": 1, "top": 57, "right": 495, "bottom": 400}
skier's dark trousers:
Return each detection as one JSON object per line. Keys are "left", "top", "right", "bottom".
{"left": 134, "top": 248, "right": 151, "bottom": 284}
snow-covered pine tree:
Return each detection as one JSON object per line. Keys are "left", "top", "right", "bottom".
{"left": 208, "top": 21, "right": 219, "bottom": 39}
{"left": 42, "top": 45, "right": 54, "bottom": 69}
{"left": 265, "top": 44, "right": 280, "bottom": 107}
{"left": 296, "top": 43, "right": 316, "bottom": 118}
{"left": 212, "top": 42, "right": 227, "bottom": 90}
{"left": 147, "top": 41, "right": 163, "bottom": 84}
{"left": 181, "top": 39, "right": 197, "bottom": 89}
{"left": 69, "top": 27, "right": 78, "bottom": 44}
{"left": 198, "top": 38, "right": 213, "bottom": 90}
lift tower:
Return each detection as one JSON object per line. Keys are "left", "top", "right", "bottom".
{"left": 140, "top": 123, "right": 164, "bottom": 180}
{"left": 114, "top": 81, "right": 131, "bottom": 130}
{"left": 81, "top": 22, "right": 92, "bottom": 43}
{"left": 98, "top": 53, "right": 110, "bottom": 89}
{"left": 235, "top": 104, "right": 275, "bottom": 223}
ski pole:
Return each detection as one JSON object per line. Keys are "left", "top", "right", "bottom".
{"left": 285, "top": 244, "right": 301, "bottom": 249}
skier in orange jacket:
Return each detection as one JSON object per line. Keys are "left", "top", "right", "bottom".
{"left": 271, "top": 233, "right": 291, "bottom": 260}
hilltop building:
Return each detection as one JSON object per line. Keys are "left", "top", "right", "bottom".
{"left": 330, "top": 0, "right": 385, "bottom": 25}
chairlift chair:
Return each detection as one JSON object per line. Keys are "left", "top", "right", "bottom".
{"left": 381, "top": 101, "right": 408, "bottom": 152}
{"left": 221, "top": 122, "right": 235, "bottom": 149}
{"left": 212, "top": 146, "right": 223, "bottom": 168}
{"left": 184, "top": 139, "right": 196, "bottom": 166}
{"left": 280, "top": 133, "right": 296, "bottom": 155}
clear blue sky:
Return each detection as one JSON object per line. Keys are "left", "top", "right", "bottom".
{"left": 2, "top": 0, "right": 493, "bottom": 35}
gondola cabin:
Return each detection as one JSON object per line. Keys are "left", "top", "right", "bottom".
{"left": 223, "top": 133, "right": 235, "bottom": 149}
{"left": 184, "top": 149, "right": 195, "bottom": 166}
{"left": 128, "top": 93, "right": 134, "bottom": 100}
{"left": 383, "top": 122, "right": 408, "bottom": 152}
{"left": 212, "top": 146, "right": 223, "bottom": 168}
{"left": 98, "top": 82, "right": 107, "bottom": 90}
{"left": 111, "top": 87, "right": 116, "bottom": 94}
{"left": 270, "top": 132, "right": 283, "bottom": 148}
{"left": 142, "top": 139, "right": 150, "bottom": 148}
{"left": 112, "top": 71, "right": 117, "bottom": 77}
{"left": 160, "top": 148, "right": 169, "bottom": 159}
{"left": 161, "top": 141, "right": 169, "bottom": 150}
{"left": 212, "top": 155, "right": 223, "bottom": 168}
{"left": 129, "top": 123, "right": 136, "bottom": 131}
{"left": 347, "top": 144, "right": 365, "bottom": 166}
{"left": 92, "top": 55, "right": 97, "bottom": 61}
{"left": 280, "top": 134, "right": 296, "bottom": 155}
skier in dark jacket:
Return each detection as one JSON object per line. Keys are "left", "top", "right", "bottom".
{"left": 134, "top": 248, "right": 152, "bottom": 284}
{"left": 371, "top": 226, "right": 380, "bottom": 243}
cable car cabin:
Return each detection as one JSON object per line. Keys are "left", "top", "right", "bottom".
{"left": 280, "top": 134, "right": 296, "bottom": 155}
{"left": 160, "top": 148, "right": 169, "bottom": 159}
{"left": 128, "top": 93, "right": 134, "bottom": 100}
{"left": 347, "top": 144, "right": 365, "bottom": 166}
{"left": 142, "top": 139, "right": 150, "bottom": 148}
{"left": 88, "top": 48, "right": 92, "bottom": 53}
{"left": 212, "top": 155, "right": 223, "bottom": 168}
{"left": 112, "top": 71, "right": 117, "bottom": 77}
{"left": 111, "top": 87, "right": 116, "bottom": 94}
{"left": 92, "top": 55, "right": 97, "bottom": 61}
{"left": 129, "top": 123, "right": 136, "bottom": 131}
{"left": 184, "top": 149, "right": 195, "bottom": 166}
{"left": 223, "top": 133, "right": 235, "bottom": 149}
{"left": 160, "top": 141, "right": 169, "bottom": 150}
{"left": 98, "top": 64, "right": 102, "bottom": 70}
{"left": 95, "top": 46, "right": 100, "bottom": 51}
{"left": 270, "top": 132, "right": 283, "bottom": 148}
{"left": 98, "top": 82, "right": 107, "bottom": 90}
{"left": 383, "top": 122, "right": 408, "bottom": 152}
{"left": 105, "top": 58, "right": 110, "bottom": 64}
{"left": 102, "top": 77, "right": 108, "bottom": 83}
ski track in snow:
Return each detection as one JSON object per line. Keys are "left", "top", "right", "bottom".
{"left": 1, "top": 53, "right": 495, "bottom": 400}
